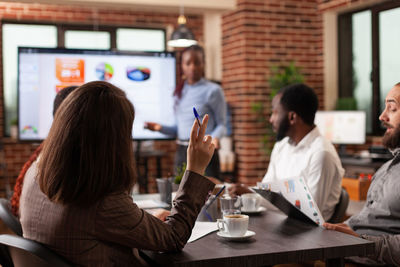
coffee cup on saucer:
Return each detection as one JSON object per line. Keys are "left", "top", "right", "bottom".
{"left": 217, "top": 214, "right": 249, "bottom": 237}
{"left": 241, "top": 193, "right": 261, "bottom": 212}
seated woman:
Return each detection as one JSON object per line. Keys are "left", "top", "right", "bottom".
{"left": 11, "top": 85, "right": 79, "bottom": 217}
{"left": 19, "top": 81, "right": 215, "bottom": 266}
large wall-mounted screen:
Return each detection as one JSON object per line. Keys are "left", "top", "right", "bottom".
{"left": 18, "top": 47, "right": 176, "bottom": 141}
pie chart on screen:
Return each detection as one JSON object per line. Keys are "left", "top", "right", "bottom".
{"left": 95, "top": 62, "right": 114, "bottom": 81}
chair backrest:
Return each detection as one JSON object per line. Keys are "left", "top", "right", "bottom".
{"left": 0, "top": 198, "right": 22, "bottom": 236}
{"left": 0, "top": 234, "right": 72, "bottom": 267}
{"left": 328, "top": 187, "right": 350, "bottom": 223}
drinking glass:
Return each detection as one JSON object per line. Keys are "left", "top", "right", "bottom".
{"left": 219, "top": 195, "right": 241, "bottom": 215}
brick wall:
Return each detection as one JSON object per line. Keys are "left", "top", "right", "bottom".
{"left": 222, "top": 0, "right": 324, "bottom": 185}
{"left": 0, "top": 1, "right": 203, "bottom": 197}
{"left": 0, "top": 0, "right": 381, "bottom": 197}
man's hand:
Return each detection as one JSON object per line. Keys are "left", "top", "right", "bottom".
{"left": 323, "top": 223, "right": 359, "bottom": 237}
{"left": 144, "top": 122, "right": 162, "bottom": 131}
{"left": 227, "top": 183, "right": 253, "bottom": 196}
{"left": 152, "top": 209, "right": 171, "bottom": 221}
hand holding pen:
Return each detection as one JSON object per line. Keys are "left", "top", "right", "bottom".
{"left": 193, "top": 107, "right": 220, "bottom": 149}
{"left": 186, "top": 112, "right": 215, "bottom": 176}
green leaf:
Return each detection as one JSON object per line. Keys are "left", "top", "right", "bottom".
{"left": 250, "top": 61, "right": 304, "bottom": 155}
{"left": 174, "top": 162, "right": 186, "bottom": 184}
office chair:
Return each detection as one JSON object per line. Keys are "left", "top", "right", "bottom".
{"left": 328, "top": 187, "right": 350, "bottom": 223}
{"left": 0, "top": 234, "right": 72, "bottom": 267}
{"left": 0, "top": 198, "right": 22, "bottom": 236}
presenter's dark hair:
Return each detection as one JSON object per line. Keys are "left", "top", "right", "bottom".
{"left": 278, "top": 83, "right": 318, "bottom": 126}
{"left": 38, "top": 81, "right": 136, "bottom": 206}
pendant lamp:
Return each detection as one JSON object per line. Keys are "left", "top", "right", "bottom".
{"left": 167, "top": 4, "right": 197, "bottom": 48}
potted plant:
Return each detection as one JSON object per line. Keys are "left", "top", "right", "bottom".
{"left": 251, "top": 62, "right": 304, "bottom": 155}
{"left": 173, "top": 162, "right": 186, "bottom": 191}
{"left": 335, "top": 97, "right": 357, "bottom": 110}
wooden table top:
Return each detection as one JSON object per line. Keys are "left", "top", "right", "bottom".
{"left": 141, "top": 210, "right": 374, "bottom": 267}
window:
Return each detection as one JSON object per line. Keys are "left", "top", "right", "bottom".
{"left": 379, "top": 7, "right": 400, "bottom": 113}
{"left": 117, "top": 28, "right": 165, "bottom": 52}
{"left": 2, "top": 22, "right": 165, "bottom": 136}
{"left": 338, "top": 2, "right": 400, "bottom": 134}
{"left": 65, "top": 30, "right": 111, "bottom": 50}
{"left": 2, "top": 24, "right": 57, "bottom": 136}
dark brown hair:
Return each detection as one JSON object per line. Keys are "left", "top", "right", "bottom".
{"left": 38, "top": 81, "right": 136, "bottom": 206}
{"left": 173, "top": 45, "right": 205, "bottom": 99}
{"left": 11, "top": 85, "right": 79, "bottom": 216}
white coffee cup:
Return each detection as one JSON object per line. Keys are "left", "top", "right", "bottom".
{"left": 217, "top": 214, "right": 249, "bottom": 237}
{"left": 241, "top": 193, "right": 261, "bottom": 212}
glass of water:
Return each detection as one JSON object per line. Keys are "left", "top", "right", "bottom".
{"left": 219, "top": 195, "right": 241, "bottom": 216}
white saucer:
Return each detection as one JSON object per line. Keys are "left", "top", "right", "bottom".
{"left": 241, "top": 206, "right": 267, "bottom": 214}
{"left": 217, "top": 230, "right": 255, "bottom": 241}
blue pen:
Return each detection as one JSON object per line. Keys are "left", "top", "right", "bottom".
{"left": 203, "top": 185, "right": 226, "bottom": 222}
{"left": 204, "top": 185, "right": 225, "bottom": 210}
{"left": 193, "top": 107, "right": 201, "bottom": 127}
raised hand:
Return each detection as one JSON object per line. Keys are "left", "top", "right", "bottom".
{"left": 186, "top": 114, "right": 215, "bottom": 175}
{"left": 211, "top": 137, "right": 220, "bottom": 149}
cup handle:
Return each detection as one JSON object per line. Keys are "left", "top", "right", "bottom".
{"left": 217, "top": 219, "right": 225, "bottom": 232}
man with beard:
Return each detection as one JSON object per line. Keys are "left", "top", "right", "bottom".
{"left": 229, "top": 83, "right": 344, "bottom": 221}
{"left": 324, "top": 83, "right": 400, "bottom": 266}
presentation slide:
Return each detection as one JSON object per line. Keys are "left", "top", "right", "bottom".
{"left": 18, "top": 48, "right": 176, "bottom": 141}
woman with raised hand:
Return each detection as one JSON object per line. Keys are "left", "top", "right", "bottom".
{"left": 19, "top": 81, "right": 215, "bottom": 266}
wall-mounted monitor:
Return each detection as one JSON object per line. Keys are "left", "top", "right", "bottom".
{"left": 314, "top": 111, "right": 366, "bottom": 145}
{"left": 18, "top": 47, "right": 176, "bottom": 141}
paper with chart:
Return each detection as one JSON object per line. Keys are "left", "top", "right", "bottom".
{"left": 258, "top": 177, "right": 325, "bottom": 225}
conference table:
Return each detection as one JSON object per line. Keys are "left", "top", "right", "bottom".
{"left": 135, "top": 194, "right": 374, "bottom": 267}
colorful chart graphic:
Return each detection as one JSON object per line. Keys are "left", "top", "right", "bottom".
{"left": 96, "top": 62, "right": 114, "bottom": 81}
{"left": 284, "top": 180, "right": 295, "bottom": 193}
{"left": 21, "top": 125, "right": 38, "bottom": 134}
{"left": 126, "top": 66, "right": 151, "bottom": 81}
{"left": 295, "top": 199, "right": 301, "bottom": 209}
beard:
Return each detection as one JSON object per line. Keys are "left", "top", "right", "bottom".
{"left": 276, "top": 116, "right": 290, "bottom": 141}
{"left": 382, "top": 122, "right": 400, "bottom": 149}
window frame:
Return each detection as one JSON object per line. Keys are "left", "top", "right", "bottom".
{"left": 338, "top": 1, "right": 400, "bottom": 135}
{"left": 1, "top": 20, "right": 166, "bottom": 137}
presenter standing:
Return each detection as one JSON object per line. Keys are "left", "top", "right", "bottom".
{"left": 145, "top": 45, "right": 226, "bottom": 180}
